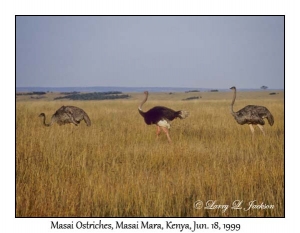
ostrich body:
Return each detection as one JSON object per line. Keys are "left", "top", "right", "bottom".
{"left": 138, "top": 91, "right": 189, "bottom": 142}
{"left": 230, "top": 86, "right": 274, "bottom": 137}
{"left": 39, "top": 106, "right": 91, "bottom": 127}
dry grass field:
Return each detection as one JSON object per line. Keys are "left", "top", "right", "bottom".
{"left": 16, "top": 91, "right": 284, "bottom": 217}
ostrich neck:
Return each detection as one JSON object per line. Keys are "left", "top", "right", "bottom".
{"left": 231, "top": 89, "right": 236, "bottom": 115}
{"left": 138, "top": 93, "right": 148, "bottom": 114}
{"left": 42, "top": 114, "right": 51, "bottom": 127}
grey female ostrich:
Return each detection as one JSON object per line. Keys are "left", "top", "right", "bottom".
{"left": 230, "top": 86, "right": 274, "bottom": 137}
{"left": 39, "top": 106, "right": 91, "bottom": 127}
{"left": 138, "top": 91, "right": 189, "bottom": 142}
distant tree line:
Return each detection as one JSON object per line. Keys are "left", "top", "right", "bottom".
{"left": 16, "top": 92, "right": 47, "bottom": 96}
{"left": 182, "top": 96, "right": 201, "bottom": 101}
{"left": 60, "top": 91, "right": 80, "bottom": 95}
{"left": 54, "top": 91, "right": 130, "bottom": 100}
{"left": 185, "top": 90, "right": 200, "bottom": 93}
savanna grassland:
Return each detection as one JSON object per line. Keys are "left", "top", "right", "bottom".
{"left": 16, "top": 91, "right": 284, "bottom": 217}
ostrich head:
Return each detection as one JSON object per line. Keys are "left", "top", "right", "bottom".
{"left": 39, "top": 112, "right": 52, "bottom": 126}
{"left": 39, "top": 113, "right": 45, "bottom": 117}
{"left": 230, "top": 86, "right": 236, "bottom": 90}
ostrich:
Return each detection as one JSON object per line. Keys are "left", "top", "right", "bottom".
{"left": 230, "top": 86, "right": 274, "bottom": 138}
{"left": 138, "top": 91, "right": 189, "bottom": 143}
{"left": 39, "top": 106, "right": 91, "bottom": 127}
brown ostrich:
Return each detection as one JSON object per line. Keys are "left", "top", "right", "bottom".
{"left": 39, "top": 105, "right": 91, "bottom": 127}
{"left": 230, "top": 86, "right": 274, "bottom": 138}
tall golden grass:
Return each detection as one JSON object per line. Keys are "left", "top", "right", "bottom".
{"left": 16, "top": 92, "right": 284, "bottom": 217}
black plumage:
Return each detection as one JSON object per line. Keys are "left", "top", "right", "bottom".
{"left": 138, "top": 91, "right": 189, "bottom": 142}
{"left": 139, "top": 106, "right": 186, "bottom": 125}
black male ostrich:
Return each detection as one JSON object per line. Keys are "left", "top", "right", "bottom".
{"left": 138, "top": 91, "right": 189, "bottom": 142}
{"left": 39, "top": 105, "right": 91, "bottom": 127}
{"left": 230, "top": 86, "right": 274, "bottom": 138}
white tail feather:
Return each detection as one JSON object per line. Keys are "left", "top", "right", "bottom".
{"left": 179, "top": 111, "right": 189, "bottom": 119}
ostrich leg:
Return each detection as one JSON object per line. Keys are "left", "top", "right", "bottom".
{"left": 249, "top": 124, "right": 255, "bottom": 141}
{"left": 162, "top": 127, "right": 172, "bottom": 143}
{"left": 156, "top": 126, "right": 161, "bottom": 139}
{"left": 257, "top": 124, "right": 265, "bottom": 136}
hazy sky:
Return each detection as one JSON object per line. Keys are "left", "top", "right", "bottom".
{"left": 16, "top": 16, "right": 284, "bottom": 89}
